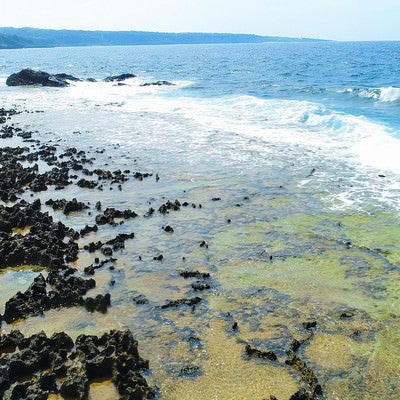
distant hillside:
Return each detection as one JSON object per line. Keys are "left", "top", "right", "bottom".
{"left": 0, "top": 27, "right": 324, "bottom": 49}
{"left": 0, "top": 32, "right": 33, "bottom": 49}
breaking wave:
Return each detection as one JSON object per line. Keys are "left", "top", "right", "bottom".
{"left": 345, "top": 86, "right": 400, "bottom": 102}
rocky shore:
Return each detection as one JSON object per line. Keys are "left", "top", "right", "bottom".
{"left": 0, "top": 107, "right": 155, "bottom": 399}
{"left": 5, "top": 69, "right": 174, "bottom": 88}
{"left": 0, "top": 104, "right": 330, "bottom": 400}
{"left": 8, "top": 81, "right": 399, "bottom": 400}
{"left": 0, "top": 329, "right": 152, "bottom": 400}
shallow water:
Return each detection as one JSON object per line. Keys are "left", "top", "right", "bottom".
{"left": 2, "top": 117, "right": 400, "bottom": 398}
{"left": 1, "top": 42, "right": 400, "bottom": 399}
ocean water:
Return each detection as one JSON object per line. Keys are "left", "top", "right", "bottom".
{"left": 1, "top": 41, "right": 400, "bottom": 399}
{"left": 1, "top": 42, "right": 400, "bottom": 188}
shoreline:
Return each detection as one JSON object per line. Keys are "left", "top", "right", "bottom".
{"left": 0, "top": 106, "right": 155, "bottom": 399}
{"left": 1, "top": 105, "right": 400, "bottom": 399}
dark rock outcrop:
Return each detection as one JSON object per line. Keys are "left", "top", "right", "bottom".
{"left": 179, "top": 270, "right": 210, "bottom": 279}
{"left": 1, "top": 271, "right": 106, "bottom": 323}
{"left": 0, "top": 330, "right": 153, "bottom": 400}
{"left": 245, "top": 344, "right": 277, "bottom": 361}
{"left": 161, "top": 296, "right": 202, "bottom": 309}
{"left": 95, "top": 207, "right": 138, "bottom": 225}
{"left": 158, "top": 199, "right": 181, "bottom": 214}
{"left": 104, "top": 73, "right": 136, "bottom": 82}
{"left": 6, "top": 69, "right": 70, "bottom": 87}
{"left": 54, "top": 73, "right": 81, "bottom": 82}
{"left": 140, "top": 80, "right": 174, "bottom": 87}
{"left": 0, "top": 201, "right": 79, "bottom": 270}
{"left": 45, "top": 197, "right": 89, "bottom": 215}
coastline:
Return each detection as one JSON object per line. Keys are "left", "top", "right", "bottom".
{"left": 1, "top": 102, "right": 400, "bottom": 399}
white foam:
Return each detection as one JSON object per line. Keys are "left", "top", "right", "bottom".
{"left": 348, "top": 86, "right": 400, "bottom": 102}
{"left": 379, "top": 86, "right": 400, "bottom": 102}
{"left": 62, "top": 87, "right": 400, "bottom": 175}
{"left": 3, "top": 82, "right": 400, "bottom": 177}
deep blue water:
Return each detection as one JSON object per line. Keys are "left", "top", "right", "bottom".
{"left": 2, "top": 41, "right": 400, "bottom": 128}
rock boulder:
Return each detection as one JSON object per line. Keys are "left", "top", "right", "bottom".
{"left": 6, "top": 69, "right": 70, "bottom": 87}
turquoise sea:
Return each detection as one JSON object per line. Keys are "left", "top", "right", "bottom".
{"left": 1, "top": 41, "right": 400, "bottom": 399}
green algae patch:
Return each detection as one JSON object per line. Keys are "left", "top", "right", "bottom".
{"left": 216, "top": 251, "right": 385, "bottom": 319}
{"left": 362, "top": 322, "right": 400, "bottom": 397}
{"left": 273, "top": 213, "right": 332, "bottom": 237}
{"left": 266, "top": 194, "right": 297, "bottom": 210}
{"left": 212, "top": 219, "right": 275, "bottom": 255}
{"left": 340, "top": 212, "right": 400, "bottom": 265}
{"left": 274, "top": 211, "right": 400, "bottom": 265}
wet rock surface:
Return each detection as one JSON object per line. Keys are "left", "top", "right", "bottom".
{"left": 0, "top": 330, "right": 152, "bottom": 399}
{"left": 140, "top": 80, "right": 174, "bottom": 87}
{"left": 6, "top": 70, "right": 139, "bottom": 87}
{"left": 161, "top": 296, "right": 202, "bottom": 309}
{"left": 95, "top": 207, "right": 138, "bottom": 225}
{"left": 104, "top": 73, "right": 136, "bottom": 82}
{"left": 6, "top": 69, "right": 71, "bottom": 87}
{"left": 0, "top": 271, "right": 113, "bottom": 323}
{"left": 0, "top": 201, "right": 78, "bottom": 269}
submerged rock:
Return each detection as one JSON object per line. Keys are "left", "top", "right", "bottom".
{"left": 161, "top": 296, "right": 202, "bottom": 309}
{"left": 285, "top": 353, "right": 323, "bottom": 400}
{"left": 245, "top": 344, "right": 277, "bottom": 361}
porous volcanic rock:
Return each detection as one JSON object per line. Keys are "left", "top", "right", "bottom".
{"left": 0, "top": 330, "right": 153, "bottom": 399}
{"left": 0, "top": 201, "right": 79, "bottom": 270}
{"left": 0, "top": 270, "right": 110, "bottom": 323}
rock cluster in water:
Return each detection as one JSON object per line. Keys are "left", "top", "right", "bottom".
{"left": 5, "top": 69, "right": 174, "bottom": 88}
{"left": 0, "top": 329, "right": 153, "bottom": 399}
{"left": 6, "top": 69, "right": 72, "bottom": 87}
{"left": 0, "top": 108, "right": 155, "bottom": 399}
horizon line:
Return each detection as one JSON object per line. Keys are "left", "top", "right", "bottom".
{"left": 0, "top": 26, "right": 328, "bottom": 41}
{"left": 2, "top": 26, "right": 400, "bottom": 42}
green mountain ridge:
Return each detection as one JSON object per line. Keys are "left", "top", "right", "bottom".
{"left": 0, "top": 27, "right": 325, "bottom": 49}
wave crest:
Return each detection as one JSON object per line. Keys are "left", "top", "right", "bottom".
{"left": 347, "top": 86, "right": 400, "bottom": 102}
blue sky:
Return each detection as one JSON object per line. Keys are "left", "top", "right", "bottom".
{"left": 1, "top": 0, "right": 400, "bottom": 41}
